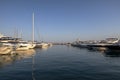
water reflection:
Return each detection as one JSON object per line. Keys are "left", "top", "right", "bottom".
{"left": 15, "top": 49, "right": 36, "bottom": 59}
{"left": 72, "top": 46, "right": 120, "bottom": 57}
{"left": 0, "top": 54, "right": 16, "bottom": 68}
{"left": 40, "top": 47, "right": 49, "bottom": 51}
{"left": 103, "top": 51, "right": 120, "bottom": 57}
{"left": 0, "top": 49, "right": 36, "bottom": 68}
{"left": 32, "top": 53, "right": 36, "bottom": 80}
{"left": 88, "top": 48, "right": 120, "bottom": 57}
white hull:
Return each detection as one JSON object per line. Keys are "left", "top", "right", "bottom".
{"left": 36, "top": 43, "right": 49, "bottom": 48}
{"left": 15, "top": 42, "right": 36, "bottom": 51}
{"left": 0, "top": 47, "right": 11, "bottom": 54}
{"left": 28, "top": 43, "right": 36, "bottom": 49}
{"left": 15, "top": 46, "right": 29, "bottom": 51}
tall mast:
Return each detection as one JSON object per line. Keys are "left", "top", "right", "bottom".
{"left": 32, "top": 12, "right": 34, "bottom": 43}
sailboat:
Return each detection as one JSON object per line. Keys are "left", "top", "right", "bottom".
{"left": 29, "top": 12, "right": 36, "bottom": 49}
{"left": 15, "top": 13, "right": 36, "bottom": 51}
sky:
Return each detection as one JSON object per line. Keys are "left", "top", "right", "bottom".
{"left": 0, "top": 0, "right": 120, "bottom": 42}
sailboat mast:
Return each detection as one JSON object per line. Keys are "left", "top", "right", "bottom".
{"left": 32, "top": 12, "right": 34, "bottom": 43}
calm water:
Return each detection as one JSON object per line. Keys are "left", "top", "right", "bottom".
{"left": 0, "top": 45, "right": 120, "bottom": 80}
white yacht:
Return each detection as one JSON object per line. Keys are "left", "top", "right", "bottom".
{"left": 36, "top": 42, "right": 49, "bottom": 48}
{"left": 15, "top": 42, "right": 30, "bottom": 51}
{"left": 14, "top": 41, "right": 36, "bottom": 51}
{"left": 0, "top": 44, "right": 12, "bottom": 54}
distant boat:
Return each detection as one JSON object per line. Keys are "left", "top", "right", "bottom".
{"left": 36, "top": 42, "right": 49, "bottom": 48}
{"left": 72, "top": 38, "right": 120, "bottom": 52}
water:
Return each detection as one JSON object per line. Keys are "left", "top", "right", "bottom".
{"left": 0, "top": 45, "right": 120, "bottom": 80}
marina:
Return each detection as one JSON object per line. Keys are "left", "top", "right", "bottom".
{"left": 1, "top": 0, "right": 120, "bottom": 80}
{"left": 1, "top": 32, "right": 120, "bottom": 54}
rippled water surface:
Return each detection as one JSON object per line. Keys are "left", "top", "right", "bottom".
{"left": 0, "top": 45, "right": 120, "bottom": 80}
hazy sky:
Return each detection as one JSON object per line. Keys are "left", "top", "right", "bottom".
{"left": 0, "top": 0, "right": 120, "bottom": 42}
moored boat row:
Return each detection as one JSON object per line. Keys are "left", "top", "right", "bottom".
{"left": 0, "top": 33, "right": 52, "bottom": 54}
{"left": 0, "top": 42, "right": 52, "bottom": 55}
{"left": 71, "top": 38, "right": 120, "bottom": 52}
